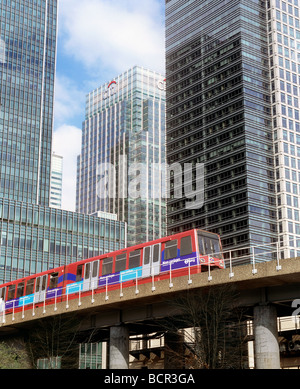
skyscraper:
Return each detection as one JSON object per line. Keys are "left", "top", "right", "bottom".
{"left": 76, "top": 66, "right": 166, "bottom": 246}
{"left": 165, "top": 0, "right": 290, "bottom": 257}
{"left": 0, "top": 0, "right": 56, "bottom": 206}
{"left": 0, "top": 0, "right": 126, "bottom": 283}
{"left": 50, "top": 152, "right": 63, "bottom": 209}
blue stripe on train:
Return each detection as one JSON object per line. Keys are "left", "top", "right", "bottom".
{"left": 160, "top": 251, "right": 198, "bottom": 272}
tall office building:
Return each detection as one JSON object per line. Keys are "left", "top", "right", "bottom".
{"left": 165, "top": 0, "right": 300, "bottom": 259}
{"left": 0, "top": 0, "right": 55, "bottom": 206}
{"left": 76, "top": 66, "right": 166, "bottom": 246}
{"left": 50, "top": 152, "right": 63, "bottom": 209}
{"left": 0, "top": 0, "right": 126, "bottom": 283}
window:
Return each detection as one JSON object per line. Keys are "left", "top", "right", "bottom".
{"left": 76, "top": 265, "right": 83, "bottom": 282}
{"left": 165, "top": 240, "right": 178, "bottom": 260}
{"left": 180, "top": 236, "right": 193, "bottom": 256}
{"left": 102, "top": 257, "right": 113, "bottom": 276}
{"left": 129, "top": 250, "right": 141, "bottom": 269}
{"left": 115, "top": 253, "right": 126, "bottom": 272}
{"left": 49, "top": 272, "right": 59, "bottom": 290}
{"left": 153, "top": 244, "right": 160, "bottom": 263}
{"left": 25, "top": 279, "right": 35, "bottom": 295}
{"left": 16, "top": 282, "right": 25, "bottom": 298}
{"left": 143, "top": 247, "right": 150, "bottom": 265}
{"left": 84, "top": 263, "right": 91, "bottom": 280}
{"left": 92, "top": 261, "right": 99, "bottom": 278}
{"left": 7, "top": 285, "right": 15, "bottom": 301}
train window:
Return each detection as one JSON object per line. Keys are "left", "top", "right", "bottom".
{"left": 42, "top": 276, "right": 47, "bottom": 291}
{"left": 49, "top": 272, "right": 59, "bottom": 290}
{"left": 143, "top": 247, "right": 150, "bottom": 265}
{"left": 129, "top": 250, "right": 141, "bottom": 269}
{"left": 203, "top": 237, "right": 221, "bottom": 258}
{"left": 115, "top": 253, "right": 127, "bottom": 272}
{"left": 92, "top": 261, "right": 99, "bottom": 278}
{"left": 84, "top": 263, "right": 91, "bottom": 280}
{"left": 0, "top": 287, "right": 6, "bottom": 300}
{"left": 180, "top": 236, "right": 193, "bottom": 256}
{"left": 198, "top": 233, "right": 222, "bottom": 258}
{"left": 26, "top": 279, "right": 35, "bottom": 295}
{"left": 16, "top": 282, "right": 25, "bottom": 298}
{"left": 76, "top": 265, "right": 83, "bottom": 282}
{"left": 102, "top": 257, "right": 113, "bottom": 276}
{"left": 165, "top": 240, "right": 178, "bottom": 260}
{"left": 7, "top": 285, "right": 16, "bottom": 301}
{"left": 153, "top": 244, "right": 160, "bottom": 263}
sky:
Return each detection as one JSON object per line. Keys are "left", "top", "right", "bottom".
{"left": 52, "top": 0, "right": 166, "bottom": 211}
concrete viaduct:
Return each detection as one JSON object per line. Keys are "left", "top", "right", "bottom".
{"left": 1, "top": 256, "right": 300, "bottom": 369}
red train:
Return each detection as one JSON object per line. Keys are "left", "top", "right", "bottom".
{"left": 0, "top": 229, "right": 224, "bottom": 316}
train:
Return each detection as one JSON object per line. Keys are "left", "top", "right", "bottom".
{"left": 0, "top": 229, "right": 224, "bottom": 316}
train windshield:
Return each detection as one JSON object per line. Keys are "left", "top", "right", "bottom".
{"left": 197, "top": 232, "right": 223, "bottom": 259}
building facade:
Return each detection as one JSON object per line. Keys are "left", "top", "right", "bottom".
{"left": 0, "top": 0, "right": 126, "bottom": 284}
{"left": 165, "top": 0, "right": 285, "bottom": 257}
{"left": 0, "top": 0, "right": 56, "bottom": 206}
{"left": 50, "top": 152, "right": 63, "bottom": 209}
{"left": 268, "top": 0, "right": 300, "bottom": 257}
{"left": 76, "top": 66, "right": 166, "bottom": 246}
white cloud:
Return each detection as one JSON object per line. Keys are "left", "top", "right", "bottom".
{"left": 53, "top": 0, "right": 165, "bottom": 212}
{"left": 52, "top": 125, "right": 82, "bottom": 212}
{"left": 58, "top": 0, "right": 165, "bottom": 75}
{"left": 53, "top": 75, "right": 85, "bottom": 129}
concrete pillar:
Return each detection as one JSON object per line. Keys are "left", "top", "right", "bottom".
{"left": 109, "top": 325, "right": 129, "bottom": 369}
{"left": 253, "top": 304, "right": 280, "bottom": 369}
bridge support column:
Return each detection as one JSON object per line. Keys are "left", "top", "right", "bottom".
{"left": 253, "top": 304, "right": 280, "bottom": 369}
{"left": 109, "top": 325, "right": 129, "bottom": 369}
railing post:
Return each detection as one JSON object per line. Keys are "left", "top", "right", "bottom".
{"left": 169, "top": 262, "right": 173, "bottom": 288}
{"left": 78, "top": 285, "right": 82, "bottom": 306}
{"left": 105, "top": 277, "right": 109, "bottom": 301}
{"left": 91, "top": 279, "right": 95, "bottom": 303}
{"left": 252, "top": 246, "right": 257, "bottom": 274}
{"left": 188, "top": 259, "right": 192, "bottom": 285}
{"left": 66, "top": 285, "right": 69, "bottom": 309}
{"left": 12, "top": 300, "right": 15, "bottom": 321}
{"left": 229, "top": 251, "right": 234, "bottom": 278}
{"left": 208, "top": 258, "right": 212, "bottom": 281}
{"left": 1, "top": 306, "right": 5, "bottom": 324}
{"left": 120, "top": 274, "right": 123, "bottom": 297}
{"left": 135, "top": 271, "right": 139, "bottom": 294}
{"left": 276, "top": 241, "right": 282, "bottom": 271}
{"left": 22, "top": 298, "right": 25, "bottom": 319}
{"left": 43, "top": 291, "right": 46, "bottom": 314}
{"left": 32, "top": 295, "right": 35, "bottom": 316}
{"left": 54, "top": 289, "right": 57, "bottom": 311}
{"left": 152, "top": 266, "right": 156, "bottom": 291}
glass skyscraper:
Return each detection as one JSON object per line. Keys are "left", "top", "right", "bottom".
{"left": 76, "top": 66, "right": 166, "bottom": 246}
{"left": 50, "top": 152, "right": 63, "bottom": 209}
{"left": 165, "top": 0, "right": 287, "bottom": 257}
{"left": 0, "top": 0, "right": 126, "bottom": 283}
{"left": 0, "top": 0, "right": 55, "bottom": 206}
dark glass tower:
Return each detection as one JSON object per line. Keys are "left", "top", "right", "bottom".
{"left": 0, "top": 0, "right": 56, "bottom": 206}
{"left": 166, "top": 0, "right": 279, "bottom": 255}
{"left": 0, "top": 0, "right": 126, "bottom": 283}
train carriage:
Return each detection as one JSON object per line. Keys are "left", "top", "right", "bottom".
{"left": 0, "top": 229, "right": 224, "bottom": 316}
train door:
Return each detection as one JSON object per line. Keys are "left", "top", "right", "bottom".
{"left": 34, "top": 275, "right": 47, "bottom": 303}
{"left": 142, "top": 243, "right": 161, "bottom": 278}
{"left": 82, "top": 260, "right": 99, "bottom": 291}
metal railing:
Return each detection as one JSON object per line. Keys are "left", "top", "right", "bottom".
{"left": 0, "top": 241, "right": 287, "bottom": 324}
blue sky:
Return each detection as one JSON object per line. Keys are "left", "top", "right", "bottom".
{"left": 52, "top": 0, "right": 165, "bottom": 211}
